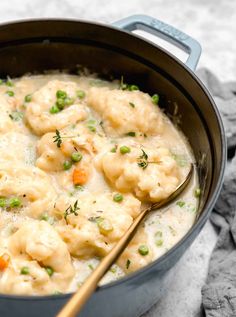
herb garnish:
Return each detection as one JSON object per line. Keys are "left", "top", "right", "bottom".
{"left": 137, "top": 149, "right": 161, "bottom": 169}
{"left": 53, "top": 129, "right": 77, "bottom": 148}
{"left": 126, "top": 132, "right": 136, "bottom": 137}
{"left": 126, "top": 259, "right": 131, "bottom": 269}
{"left": 137, "top": 149, "right": 149, "bottom": 169}
{"left": 88, "top": 264, "right": 94, "bottom": 271}
{"left": 88, "top": 216, "right": 102, "bottom": 223}
{"left": 87, "top": 119, "right": 97, "bottom": 133}
{"left": 9, "top": 111, "right": 23, "bottom": 121}
{"left": 53, "top": 130, "right": 62, "bottom": 147}
{"left": 129, "top": 102, "right": 135, "bottom": 108}
{"left": 64, "top": 200, "right": 80, "bottom": 221}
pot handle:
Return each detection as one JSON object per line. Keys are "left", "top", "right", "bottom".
{"left": 112, "top": 15, "right": 201, "bottom": 71}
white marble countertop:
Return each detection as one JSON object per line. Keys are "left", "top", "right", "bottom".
{"left": 0, "top": 0, "right": 234, "bottom": 316}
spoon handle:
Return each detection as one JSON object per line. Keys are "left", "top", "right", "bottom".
{"left": 56, "top": 206, "right": 148, "bottom": 317}
{"left": 57, "top": 164, "right": 193, "bottom": 317}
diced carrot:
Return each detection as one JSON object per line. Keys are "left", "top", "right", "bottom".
{"left": 0, "top": 254, "right": 9, "bottom": 271}
{"left": 72, "top": 168, "right": 88, "bottom": 185}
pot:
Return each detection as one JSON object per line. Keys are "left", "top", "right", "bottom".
{"left": 0, "top": 15, "right": 226, "bottom": 317}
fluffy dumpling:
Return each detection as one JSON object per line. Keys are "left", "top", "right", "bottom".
{"left": 117, "top": 227, "right": 153, "bottom": 273}
{"left": 25, "top": 80, "right": 88, "bottom": 135}
{"left": 87, "top": 87, "right": 163, "bottom": 137}
{"left": 97, "top": 144, "right": 181, "bottom": 202}
{"left": 54, "top": 192, "right": 141, "bottom": 258}
{"left": 0, "top": 163, "right": 57, "bottom": 218}
{"left": 36, "top": 123, "right": 102, "bottom": 173}
{"left": 0, "top": 221, "right": 74, "bottom": 295}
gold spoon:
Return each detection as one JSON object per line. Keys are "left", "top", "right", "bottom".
{"left": 57, "top": 164, "right": 193, "bottom": 317}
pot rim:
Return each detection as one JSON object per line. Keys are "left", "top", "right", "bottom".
{"left": 0, "top": 18, "right": 227, "bottom": 300}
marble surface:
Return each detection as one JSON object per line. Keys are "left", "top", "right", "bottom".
{"left": 0, "top": 0, "right": 234, "bottom": 316}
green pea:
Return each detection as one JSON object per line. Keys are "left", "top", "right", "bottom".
{"left": 56, "top": 90, "right": 67, "bottom": 99}
{"left": 129, "top": 85, "right": 139, "bottom": 91}
{"left": 71, "top": 152, "right": 83, "bottom": 162}
{"left": 152, "top": 94, "right": 159, "bottom": 104}
{"left": 40, "top": 213, "right": 49, "bottom": 221}
{"left": 110, "top": 147, "right": 117, "bottom": 153}
{"left": 24, "top": 94, "right": 32, "bottom": 102}
{"left": 9, "top": 197, "right": 21, "bottom": 208}
{"left": 64, "top": 97, "right": 74, "bottom": 106}
{"left": 88, "top": 125, "right": 96, "bottom": 133}
{"left": 56, "top": 98, "right": 65, "bottom": 110}
{"left": 6, "top": 91, "right": 14, "bottom": 97}
{"left": 113, "top": 193, "right": 123, "bottom": 203}
{"left": 0, "top": 198, "right": 7, "bottom": 208}
{"left": 21, "top": 267, "right": 29, "bottom": 275}
{"left": 63, "top": 161, "right": 72, "bottom": 170}
{"left": 45, "top": 266, "right": 54, "bottom": 276}
{"left": 120, "top": 146, "right": 131, "bottom": 154}
{"left": 176, "top": 201, "right": 185, "bottom": 208}
{"left": 155, "top": 239, "right": 163, "bottom": 247}
{"left": 77, "top": 90, "right": 86, "bottom": 99}
{"left": 50, "top": 105, "right": 60, "bottom": 114}
{"left": 138, "top": 245, "right": 149, "bottom": 256}
{"left": 6, "top": 80, "right": 13, "bottom": 87}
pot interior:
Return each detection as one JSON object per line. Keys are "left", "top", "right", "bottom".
{"left": 0, "top": 19, "right": 223, "bottom": 259}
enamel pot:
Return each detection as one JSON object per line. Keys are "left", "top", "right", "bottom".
{"left": 0, "top": 15, "right": 226, "bottom": 317}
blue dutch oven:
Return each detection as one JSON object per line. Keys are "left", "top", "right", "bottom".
{"left": 0, "top": 15, "right": 226, "bottom": 317}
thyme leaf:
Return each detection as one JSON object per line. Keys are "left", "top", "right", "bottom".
{"left": 53, "top": 130, "right": 78, "bottom": 148}
{"left": 53, "top": 129, "right": 62, "bottom": 148}
{"left": 64, "top": 200, "right": 80, "bottom": 221}
{"left": 137, "top": 149, "right": 161, "bottom": 169}
{"left": 126, "top": 259, "right": 131, "bottom": 269}
{"left": 137, "top": 149, "right": 149, "bottom": 169}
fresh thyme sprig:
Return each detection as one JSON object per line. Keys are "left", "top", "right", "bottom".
{"left": 137, "top": 149, "right": 148, "bottom": 169}
{"left": 137, "top": 149, "right": 161, "bottom": 169}
{"left": 64, "top": 200, "right": 80, "bottom": 222}
{"left": 53, "top": 130, "right": 62, "bottom": 147}
{"left": 53, "top": 129, "right": 77, "bottom": 148}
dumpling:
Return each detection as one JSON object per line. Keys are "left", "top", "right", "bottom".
{"left": 87, "top": 87, "right": 163, "bottom": 137}
{"left": 0, "top": 163, "right": 57, "bottom": 218}
{"left": 54, "top": 193, "right": 141, "bottom": 258}
{"left": 25, "top": 80, "right": 87, "bottom": 135}
{"left": 0, "top": 221, "right": 74, "bottom": 295}
{"left": 97, "top": 144, "right": 181, "bottom": 202}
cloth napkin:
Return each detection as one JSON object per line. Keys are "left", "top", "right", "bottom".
{"left": 196, "top": 68, "right": 236, "bottom": 317}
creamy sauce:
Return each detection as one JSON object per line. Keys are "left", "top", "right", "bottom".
{"left": 0, "top": 73, "right": 198, "bottom": 295}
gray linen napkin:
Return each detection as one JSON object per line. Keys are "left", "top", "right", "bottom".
{"left": 197, "top": 68, "right": 236, "bottom": 317}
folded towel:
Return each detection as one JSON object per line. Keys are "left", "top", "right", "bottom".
{"left": 197, "top": 69, "right": 236, "bottom": 317}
